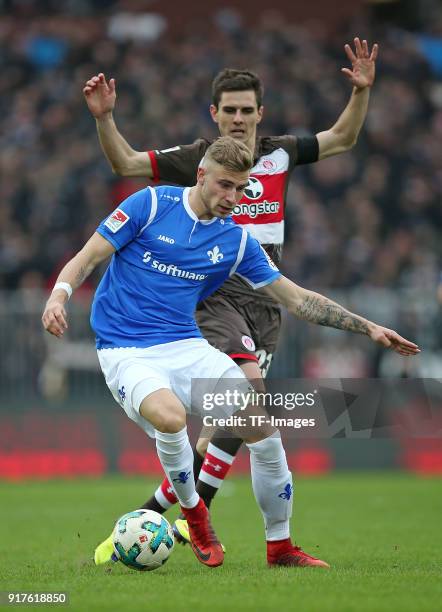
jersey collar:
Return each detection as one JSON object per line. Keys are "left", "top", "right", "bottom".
{"left": 183, "top": 187, "right": 218, "bottom": 225}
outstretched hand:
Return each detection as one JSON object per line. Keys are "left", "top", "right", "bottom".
{"left": 341, "top": 37, "right": 378, "bottom": 89}
{"left": 83, "top": 73, "right": 116, "bottom": 118}
{"left": 369, "top": 326, "right": 420, "bottom": 357}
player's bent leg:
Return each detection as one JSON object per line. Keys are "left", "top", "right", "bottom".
{"left": 172, "top": 361, "right": 264, "bottom": 551}
{"left": 138, "top": 360, "right": 266, "bottom": 537}
{"left": 140, "top": 389, "right": 223, "bottom": 567}
{"left": 140, "top": 446, "right": 204, "bottom": 515}
{"left": 136, "top": 362, "right": 263, "bottom": 520}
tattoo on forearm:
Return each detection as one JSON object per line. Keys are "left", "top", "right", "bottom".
{"left": 74, "top": 266, "right": 87, "bottom": 286}
{"left": 296, "top": 295, "right": 369, "bottom": 334}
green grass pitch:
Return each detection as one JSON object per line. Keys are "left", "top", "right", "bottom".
{"left": 1, "top": 474, "right": 441, "bottom": 611}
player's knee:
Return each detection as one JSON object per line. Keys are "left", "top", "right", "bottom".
{"left": 242, "top": 424, "right": 277, "bottom": 444}
{"left": 140, "top": 398, "right": 186, "bottom": 433}
{"left": 196, "top": 437, "right": 209, "bottom": 456}
{"left": 155, "top": 409, "right": 186, "bottom": 433}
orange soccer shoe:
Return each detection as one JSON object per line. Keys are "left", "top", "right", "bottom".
{"left": 180, "top": 498, "right": 224, "bottom": 568}
{"left": 267, "top": 538, "right": 330, "bottom": 568}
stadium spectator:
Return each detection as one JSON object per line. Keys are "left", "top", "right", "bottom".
{"left": 0, "top": 10, "right": 439, "bottom": 296}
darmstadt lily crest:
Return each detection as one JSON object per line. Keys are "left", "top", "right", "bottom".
{"left": 207, "top": 245, "right": 224, "bottom": 264}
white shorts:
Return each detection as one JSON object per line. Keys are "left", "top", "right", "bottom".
{"left": 97, "top": 338, "right": 250, "bottom": 438}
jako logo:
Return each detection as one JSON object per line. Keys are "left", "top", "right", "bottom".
{"left": 173, "top": 471, "right": 191, "bottom": 484}
{"left": 207, "top": 245, "right": 223, "bottom": 264}
{"left": 158, "top": 234, "right": 175, "bottom": 244}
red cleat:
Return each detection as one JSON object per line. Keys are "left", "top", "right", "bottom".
{"left": 267, "top": 538, "right": 330, "bottom": 568}
{"left": 180, "top": 498, "right": 224, "bottom": 568}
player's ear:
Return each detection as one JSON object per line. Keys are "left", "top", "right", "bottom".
{"left": 197, "top": 166, "right": 206, "bottom": 185}
{"left": 257, "top": 105, "right": 264, "bottom": 124}
{"left": 209, "top": 104, "right": 219, "bottom": 123}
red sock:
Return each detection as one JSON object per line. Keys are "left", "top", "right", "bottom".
{"left": 198, "top": 442, "right": 235, "bottom": 488}
{"left": 154, "top": 477, "right": 178, "bottom": 509}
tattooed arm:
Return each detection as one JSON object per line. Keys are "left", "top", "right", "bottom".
{"left": 264, "top": 276, "right": 420, "bottom": 356}
{"left": 42, "top": 233, "right": 115, "bottom": 338}
{"left": 295, "top": 293, "right": 371, "bottom": 334}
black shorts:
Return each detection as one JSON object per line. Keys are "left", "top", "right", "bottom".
{"left": 196, "top": 293, "right": 281, "bottom": 377}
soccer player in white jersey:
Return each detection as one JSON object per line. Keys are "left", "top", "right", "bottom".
{"left": 43, "top": 137, "right": 419, "bottom": 569}
{"left": 84, "top": 40, "right": 381, "bottom": 558}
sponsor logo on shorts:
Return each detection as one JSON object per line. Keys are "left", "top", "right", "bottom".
{"left": 241, "top": 335, "right": 256, "bottom": 352}
{"left": 118, "top": 386, "right": 126, "bottom": 403}
{"left": 104, "top": 209, "right": 130, "bottom": 233}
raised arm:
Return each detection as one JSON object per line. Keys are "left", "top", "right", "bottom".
{"left": 42, "top": 232, "right": 115, "bottom": 338}
{"left": 264, "top": 276, "right": 419, "bottom": 356}
{"left": 316, "top": 38, "right": 378, "bottom": 160}
{"left": 83, "top": 73, "right": 153, "bottom": 177}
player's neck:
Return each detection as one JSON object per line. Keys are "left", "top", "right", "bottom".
{"left": 188, "top": 186, "right": 213, "bottom": 220}
{"left": 245, "top": 133, "right": 257, "bottom": 157}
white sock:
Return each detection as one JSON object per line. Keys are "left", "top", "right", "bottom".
{"left": 247, "top": 432, "right": 293, "bottom": 541}
{"left": 155, "top": 427, "right": 199, "bottom": 509}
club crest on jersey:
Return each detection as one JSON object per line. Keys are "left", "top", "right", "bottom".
{"left": 262, "top": 159, "right": 276, "bottom": 170}
{"left": 104, "top": 209, "right": 130, "bottom": 233}
{"left": 241, "top": 335, "right": 256, "bottom": 351}
{"left": 244, "top": 176, "right": 264, "bottom": 200}
{"left": 207, "top": 245, "right": 224, "bottom": 264}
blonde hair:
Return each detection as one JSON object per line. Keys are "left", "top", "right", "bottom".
{"left": 203, "top": 136, "right": 253, "bottom": 173}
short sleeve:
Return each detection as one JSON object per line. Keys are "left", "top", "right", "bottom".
{"left": 235, "top": 232, "right": 281, "bottom": 289}
{"left": 276, "top": 134, "right": 318, "bottom": 166}
{"left": 96, "top": 187, "right": 154, "bottom": 251}
{"left": 295, "top": 135, "right": 319, "bottom": 165}
{"left": 147, "top": 139, "right": 210, "bottom": 185}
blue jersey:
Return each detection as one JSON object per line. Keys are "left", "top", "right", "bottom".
{"left": 91, "top": 186, "right": 281, "bottom": 349}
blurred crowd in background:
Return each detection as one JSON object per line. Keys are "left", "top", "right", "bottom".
{"left": 0, "top": 0, "right": 441, "bottom": 388}
{"left": 1, "top": 0, "right": 441, "bottom": 293}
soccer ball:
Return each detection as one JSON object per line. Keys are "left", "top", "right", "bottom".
{"left": 113, "top": 509, "right": 175, "bottom": 571}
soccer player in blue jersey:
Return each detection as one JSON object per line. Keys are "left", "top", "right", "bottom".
{"left": 42, "top": 137, "right": 419, "bottom": 568}
{"left": 84, "top": 40, "right": 382, "bottom": 556}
